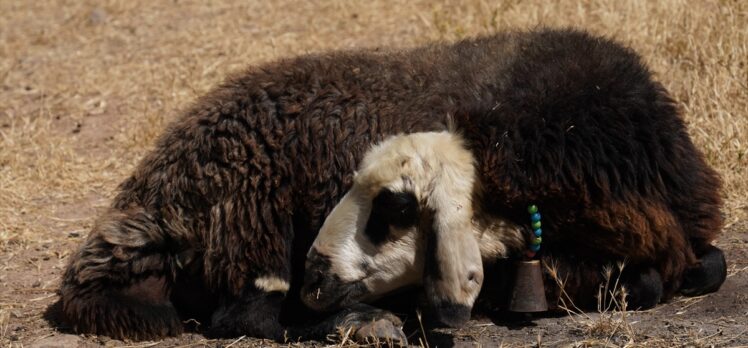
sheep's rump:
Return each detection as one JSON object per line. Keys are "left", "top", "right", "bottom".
{"left": 456, "top": 30, "right": 723, "bottom": 306}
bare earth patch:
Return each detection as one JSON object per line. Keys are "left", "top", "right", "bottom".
{"left": 1, "top": 0, "right": 746, "bottom": 347}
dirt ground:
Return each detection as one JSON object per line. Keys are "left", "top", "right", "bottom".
{"left": 1, "top": 0, "right": 746, "bottom": 347}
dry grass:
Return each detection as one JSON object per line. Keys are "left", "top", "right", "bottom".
{"left": 545, "top": 261, "right": 735, "bottom": 348}
{"left": 0, "top": 0, "right": 746, "bottom": 347}
{"left": 546, "top": 260, "right": 637, "bottom": 347}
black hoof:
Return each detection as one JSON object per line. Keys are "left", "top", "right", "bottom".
{"left": 624, "top": 267, "right": 663, "bottom": 310}
{"left": 681, "top": 245, "right": 727, "bottom": 296}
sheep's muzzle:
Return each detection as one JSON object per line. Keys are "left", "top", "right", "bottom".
{"left": 301, "top": 248, "right": 369, "bottom": 312}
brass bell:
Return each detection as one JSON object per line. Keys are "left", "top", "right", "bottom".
{"left": 508, "top": 260, "right": 548, "bottom": 312}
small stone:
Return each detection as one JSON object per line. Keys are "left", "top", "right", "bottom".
{"left": 89, "top": 8, "right": 108, "bottom": 25}
{"left": 68, "top": 231, "right": 80, "bottom": 238}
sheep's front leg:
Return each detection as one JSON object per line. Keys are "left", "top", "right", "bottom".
{"left": 208, "top": 288, "right": 406, "bottom": 344}
{"left": 208, "top": 288, "right": 288, "bottom": 340}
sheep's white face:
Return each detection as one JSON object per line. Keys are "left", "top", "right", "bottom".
{"left": 302, "top": 131, "right": 502, "bottom": 327}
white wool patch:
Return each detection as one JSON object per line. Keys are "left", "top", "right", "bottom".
{"left": 254, "top": 276, "right": 290, "bottom": 293}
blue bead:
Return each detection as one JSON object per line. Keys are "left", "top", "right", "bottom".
{"left": 530, "top": 244, "right": 541, "bottom": 252}
{"left": 531, "top": 212, "right": 541, "bottom": 222}
{"left": 534, "top": 228, "right": 542, "bottom": 237}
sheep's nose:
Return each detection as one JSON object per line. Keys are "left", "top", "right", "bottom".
{"left": 301, "top": 254, "right": 335, "bottom": 310}
{"left": 301, "top": 249, "right": 328, "bottom": 298}
{"left": 304, "top": 248, "right": 324, "bottom": 276}
{"left": 301, "top": 248, "right": 371, "bottom": 312}
{"left": 303, "top": 265, "right": 325, "bottom": 290}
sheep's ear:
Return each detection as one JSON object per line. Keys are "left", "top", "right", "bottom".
{"left": 422, "top": 179, "right": 483, "bottom": 328}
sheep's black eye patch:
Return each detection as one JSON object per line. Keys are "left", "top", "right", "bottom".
{"left": 365, "top": 189, "right": 419, "bottom": 244}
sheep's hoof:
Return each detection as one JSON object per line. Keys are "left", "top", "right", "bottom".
{"left": 353, "top": 318, "right": 407, "bottom": 347}
{"left": 337, "top": 304, "right": 407, "bottom": 346}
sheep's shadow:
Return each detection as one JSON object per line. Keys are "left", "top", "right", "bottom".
{"left": 42, "top": 298, "right": 208, "bottom": 337}
{"left": 42, "top": 283, "right": 560, "bottom": 347}
{"left": 395, "top": 308, "right": 563, "bottom": 346}
{"left": 42, "top": 300, "right": 70, "bottom": 333}
{"left": 372, "top": 283, "right": 562, "bottom": 347}
{"left": 43, "top": 296, "right": 559, "bottom": 347}
{"left": 399, "top": 314, "right": 542, "bottom": 348}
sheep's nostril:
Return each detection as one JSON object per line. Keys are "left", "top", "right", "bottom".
{"left": 310, "top": 272, "right": 323, "bottom": 287}
{"left": 467, "top": 270, "right": 481, "bottom": 284}
{"left": 304, "top": 270, "right": 323, "bottom": 289}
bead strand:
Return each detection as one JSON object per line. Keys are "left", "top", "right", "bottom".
{"left": 526, "top": 204, "right": 542, "bottom": 259}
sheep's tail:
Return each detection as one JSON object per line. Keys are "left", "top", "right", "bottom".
{"left": 58, "top": 207, "right": 183, "bottom": 340}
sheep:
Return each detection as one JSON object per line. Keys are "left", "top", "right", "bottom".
{"left": 301, "top": 32, "right": 727, "bottom": 327}
{"left": 53, "top": 28, "right": 726, "bottom": 342}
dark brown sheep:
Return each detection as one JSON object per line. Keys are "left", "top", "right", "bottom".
{"left": 54, "top": 28, "right": 726, "bottom": 341}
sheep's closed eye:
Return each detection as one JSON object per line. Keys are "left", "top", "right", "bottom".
{"left": 364, "top": 189, "right": 419, "bottom": 244}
